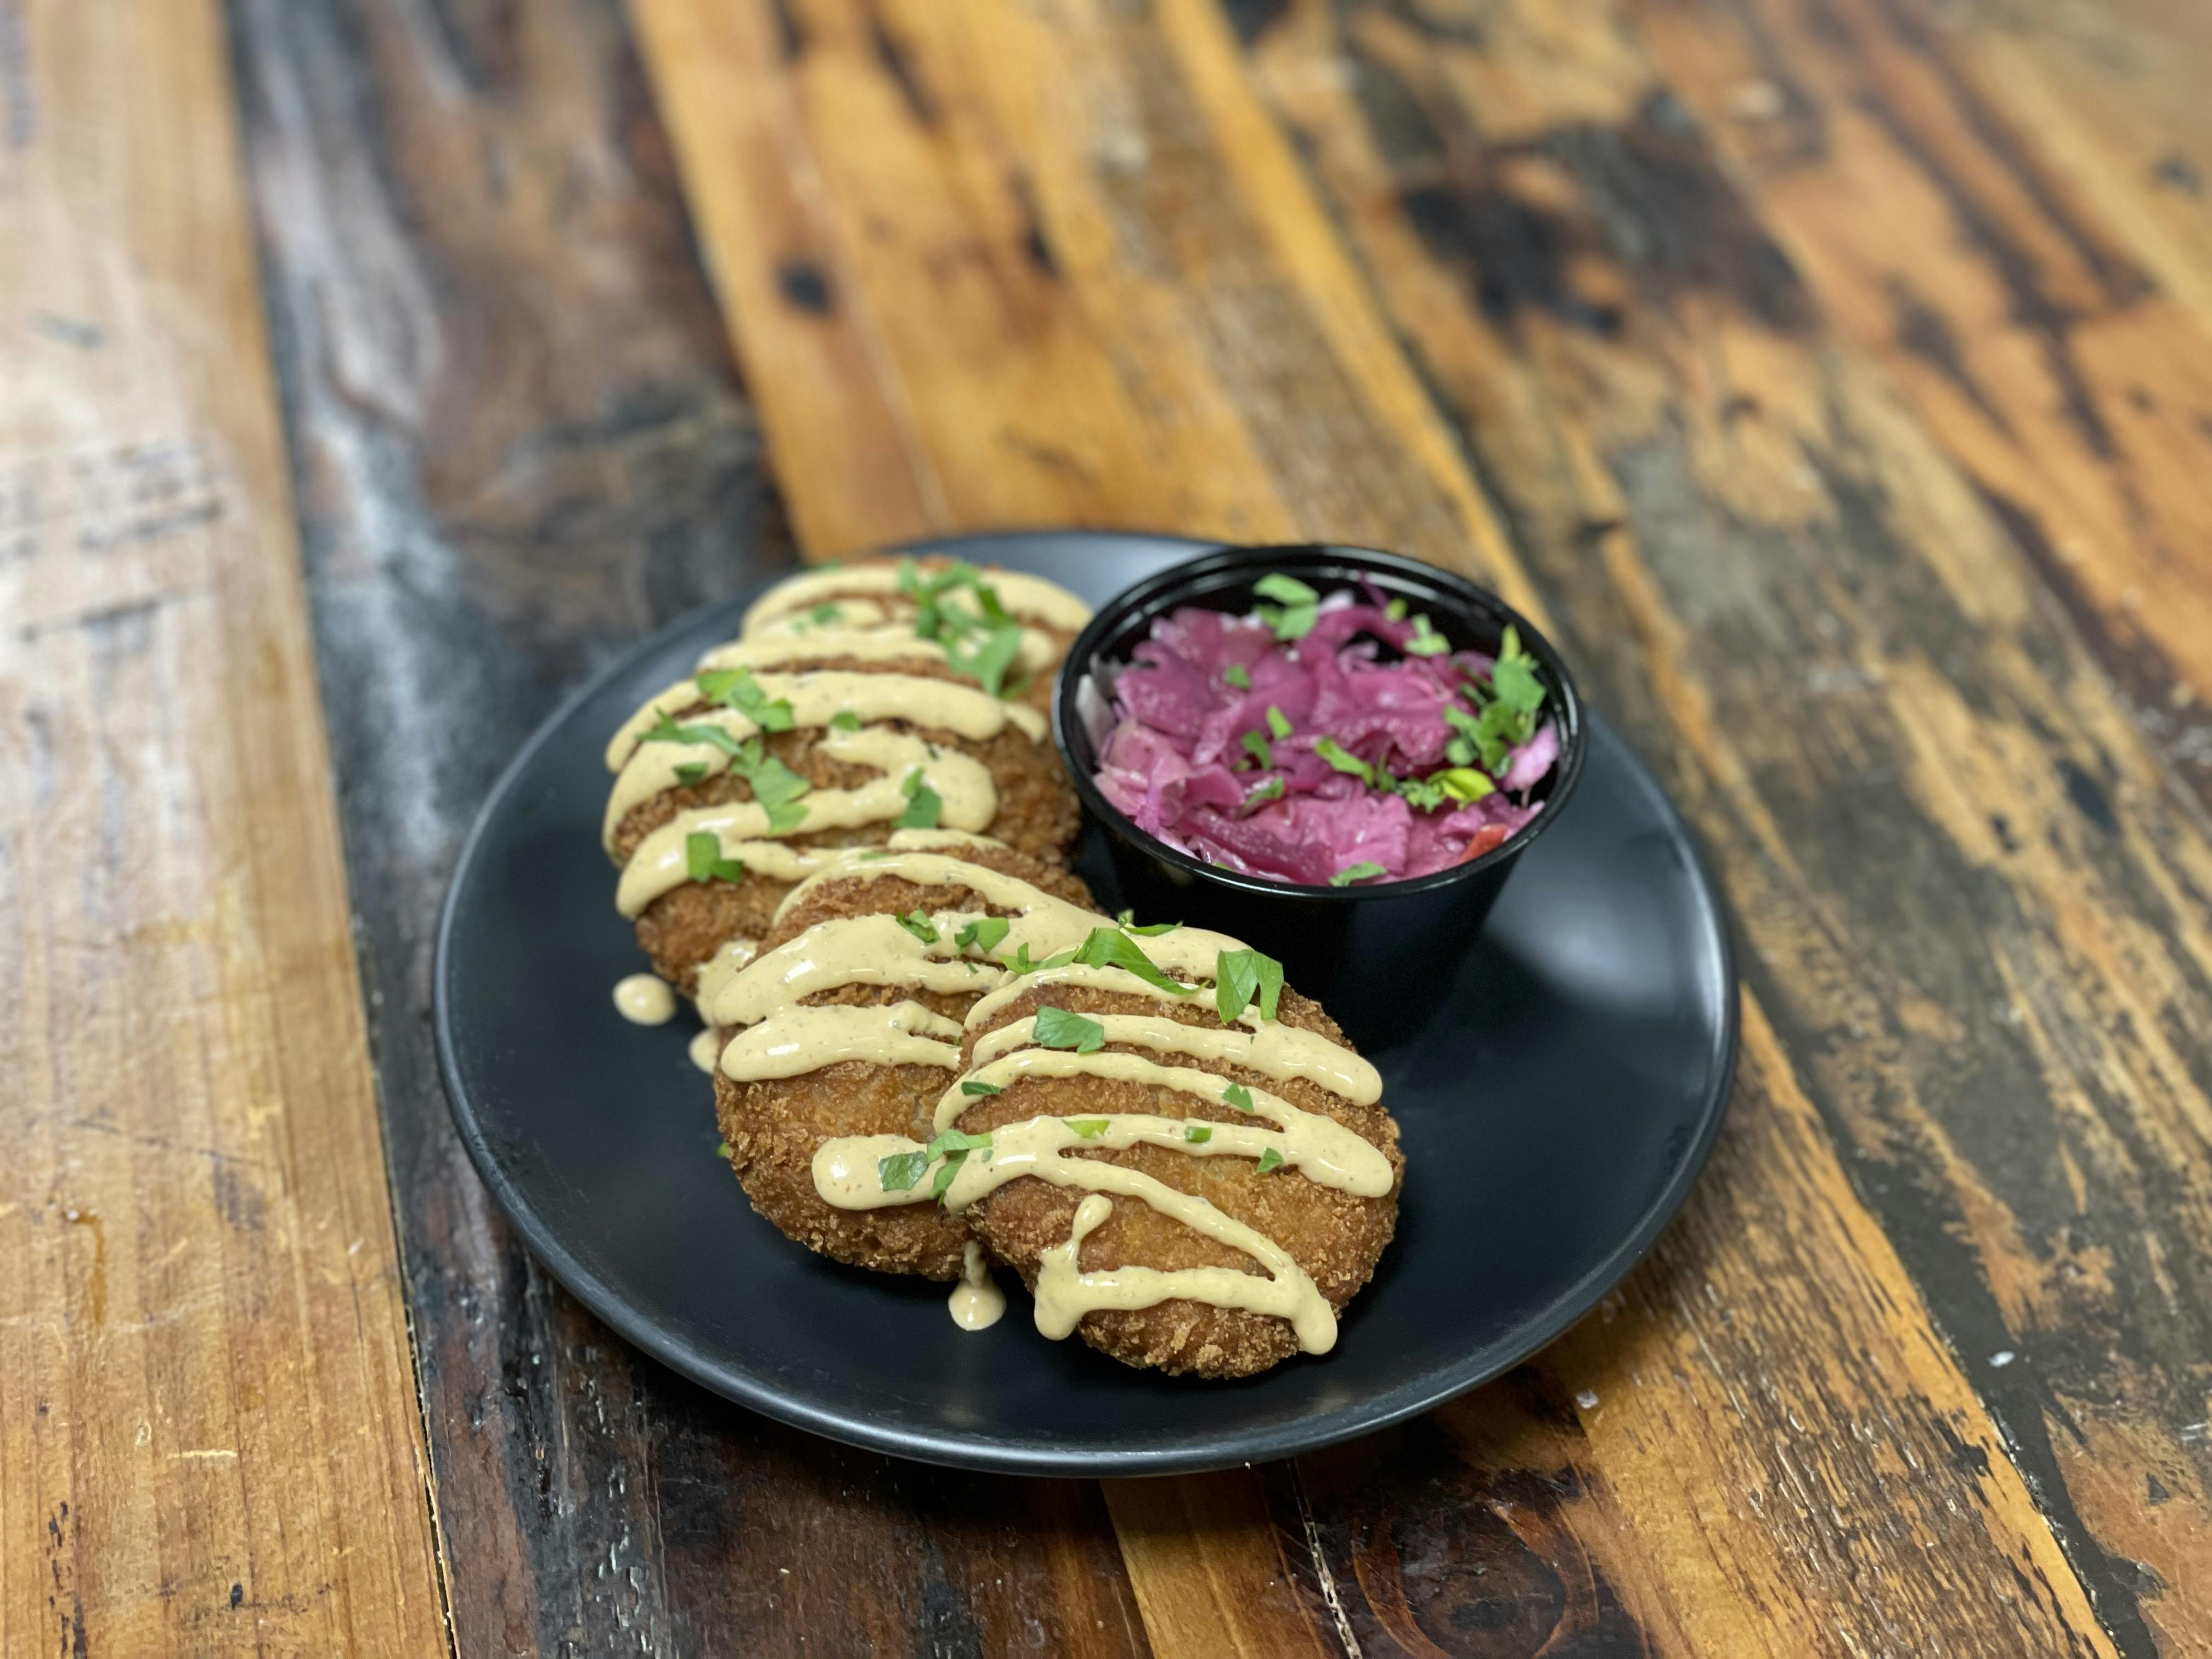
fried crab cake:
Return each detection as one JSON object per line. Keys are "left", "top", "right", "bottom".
{"left": 953, "top": 983, "right": 1402, "bottom": 1378}
{"left": 740, "top": 554, "right": 1089, "bottom": 719}
{"left": 608, "top": 663, "right": 1080, "bottom": 994}
{"left": 710, "top": 844, "right": 1096, "bottom": 1281}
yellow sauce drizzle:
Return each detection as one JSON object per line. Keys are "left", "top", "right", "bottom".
{"left": 612, "top": 974, "right": 678, "bottom": 1025}
{"left": 603, "top": 668, "right": 1045, "bottom": 836}
{"left": 714, "top": 850, "right": 1389, "bottom": 1357}
{"left": 688, "top": 1028, "right": 723, "bottom": 1074}
{"left": 615, "top": 732, "right": 997, "bottom": 918}
{"left": 949, "top": 1242, "right": 1007, "bottom": 1332}
{"left": 741, "top": 563, "right": 1093, "bottom": 636}
{"left": 719, "top": 1001, "right": 964, "bottom": 1080}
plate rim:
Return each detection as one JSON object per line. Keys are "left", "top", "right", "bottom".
{"left": 431, "top": 529, "right": 1740, "bottom": 1477}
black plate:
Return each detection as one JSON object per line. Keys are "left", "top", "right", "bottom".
{"left": 435, "top": 531, "right": 1738, "bottom": 1476}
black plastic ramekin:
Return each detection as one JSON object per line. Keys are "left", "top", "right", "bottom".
{"left": 1053, "top": 544, "right": 1586, "bottom": 1045}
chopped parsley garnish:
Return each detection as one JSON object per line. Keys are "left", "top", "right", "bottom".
{"left": 742, "top": 747, "right": 811, "bottom": 834}
{"left": 1240, "top": 775, "right": 1285, "bottom": 815}
{"left": 661, "top": 733, "right": 811, "bottom": 832}
{"left": 1240, "top": 730, "right": 1272, "bottom": 770}
{"left": 1313, "top": 737, "right": 1372, "bottom": 784}
{"left": 640, "top": 713, "right": 749, "bottom": 758}
{"left": 1490, "top": 625, "right": 1546, "bottom": 715}
{"left": 1393, "top": 766, "right": 1491, "bottom": 811}
{"left": 1385, "top": 597, "right": 1407, "bottom": 622}
{"left": 1442, "top": 702, "right": 1497, "bottom": 771}
{"left": 925, "top": 1128, "right": 995, "bottom": 1199}
{"left": 1116, "top": 910, "right": 1181, "bottom": 936}
{"left": 1393, "top": 774, "right": 1452, "bottom": 812}
{"left": 1184, "top": 1124, "right": 1213, "bottom": 1144}
{"left": 1403, "top": 614, "right": 1449, "bottom": 657}
{"left": 810, "top": 602, "right": 843, "bottom": 624}
{"left": 899, "top": 558, "right": 1026, "bottom": 696}
{"left": 684, "top": 832, "right": 746, "bottom": 884}
{"left": 1265, "top": 704, "right": 1291, "bottom": 740}
{"left": 673, "top": 762, "right": 707, "bottom": 787}
{"left": 1005, "top": 942, "right": 1080, "bottom": 977}
{"left": 1330, "top": 861, "right": 1388, "bottom": 887}
{"left": 960, "top": 1079, "right": 1002, "bottom": 1097}
{"left": 1223, "top": 664, "right": 1251, "bottom": 690}
{"left": 1073, "top": 926, "right": 1193, "bottom": 995}
{"left": 1256, "top": 1147, "right": 1286, "bottom": 1175}
{"left": 877, "top": 1149, "right": 931, "bottom": 1192}
{"left": 1222, "top": 1082, "right": 1256, "bottom": 1113}
{"left": 895, "top": 910, "right": 939, "bottom": 944}
{"left": 1068, "top": 1118, "right": 1109, "bottom": 1140}
{"left": 1032, "top": 1006, "right": 1106, "bottom": 1053}
{"left": 714, "top": 1139, "right": 730, "bottom": 1159}
{"left": 896, "top": 768, "right": 942, "bottom": 830}
{"left": 1253, "top": 573, "right": 1319, "bottom": 641}
{"left": 1448, "top": 625, "right": 1547, "bottom": 772}
{"left": 830, "top": 709, "right": 862, "bottom": 732}
{"left": 1254, "top": 572, "right": 1317, "bottom": 605}
{"left": 952, "top": 625, "right": 1024, "bottom": 698}
{"left": 1214, "top": 949, "right": 1283, "bottom": 1025}
{"left": 696, "top": 666, "right": 795, "bottom": 732}
{"left": 878, "top": 1127, "right": 994, "bottom": 1200}
{"left": 955, "top": 916, "right": 1010, "bottom": 955}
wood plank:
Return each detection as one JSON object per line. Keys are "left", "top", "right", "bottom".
{"left": 1634, "top": 0, "right": 2212, "bottom": 815}
{"left": 632, "top": 0, "right": 2183, "bottom": 1651}
{"left": 627, "top": 0, "right": 1537, "bottom": 617}
{"left": 227, "top": 1, "right": 1150, "bottom": 1653}
{"left": 1231, "top": 0, "right": 2212, "bottom": 1650}
{"left": 1103, "top": 1474, "right": 1343, "bottom": 1659}
{"left": 0, "top": 2, "right": 447, "bottom": 1654}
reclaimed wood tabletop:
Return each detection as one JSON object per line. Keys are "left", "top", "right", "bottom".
{"left": 5, "top": 0, "right": 2210, "bottom": 1653}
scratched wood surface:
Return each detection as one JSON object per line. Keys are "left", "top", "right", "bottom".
{"left": 629, "top": 1, "right": 2212, "bottom": 1656}
{"left": 224, "top": 3, "right": 1153, "bottom": 1656}
{"left": 15, "top": 0, "right": 2209, "bottom": 1655}
{"left": 0, "top": 1, "right": 448, "bottom": 1654}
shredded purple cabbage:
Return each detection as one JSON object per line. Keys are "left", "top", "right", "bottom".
{"left": 1092, "top": 589, "right": 1557, "bottom": 885}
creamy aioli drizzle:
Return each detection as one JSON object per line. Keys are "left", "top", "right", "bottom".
{"left": 720, "top": 1001, "right": 964, "bottom": 1079}
{"left": 688, "top": 1028, "right": 722, "bottom": 1073}
{"left": 949, "top": 1242, "right": 1006, "bottom": 1331}
{"left": 807, "top": 1107, "right": 1373, "bottom": 1354}
{"left": 612, "top": 974, "right": 678, "bottom": 1025}
{"left": 741, "top": 563, "right": 1093, "bottom": 636}
{"left": 710, "top": 850, "right": 1389, "bottom": 1356}
{"left": 602, "top": 572, "right": 1391, "bottom": 1356}
{"left": 693, "top": 936, "right": 760, "bottom": 1018}
{"left": 605, "top": 565, "right": 1088, "bottom": 922}
{"left": 966, "top": 1013, "right": 1380, "bottom": 1107}
{"left": 616, "top": 732, "right": 997, "bottom": 918}
{"left": 603, "top": 668, "right": 1045, "bottom": 837}
{"left": 702, "top": 621, "right": 1059, "bottom": 681}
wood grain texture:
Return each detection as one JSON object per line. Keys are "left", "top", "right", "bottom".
{"left": 0, "top": 1, "right": 447, "bottom": 1654}
{"left": 228, "top": 2, "right": 1150, "bottom": 1654}
{"left": 1232, "top": 0, "right": 2212, "bottom": 1651}
{"left": 1634, "top": 0, "right": 2212, "bottom": 812}
{"left": 630, "top": 0, "right": 2212, "bottom": 1652}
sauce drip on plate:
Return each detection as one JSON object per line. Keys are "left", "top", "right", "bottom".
{"left": 709, "top": 848, "right": 1391, "bottom": 1355}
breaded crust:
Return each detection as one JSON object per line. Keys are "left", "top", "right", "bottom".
{"left": 713, "top": 845, "right": 1096, "bottom": 1281}
{"left": 953, "top": 984, "right": 1402, "bottom": 1378}
{"left": 757, "top": 556, "right": 1080, "bottom": 719}
{"left": 610, "top": 668, "right": 1079, "bottom": 991}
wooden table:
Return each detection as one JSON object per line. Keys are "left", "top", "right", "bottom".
{"left": 6, "top": 0, "right": 2210, "bottom": 1652}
